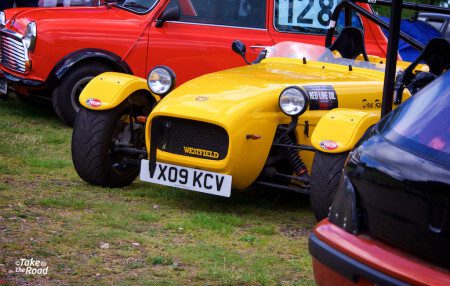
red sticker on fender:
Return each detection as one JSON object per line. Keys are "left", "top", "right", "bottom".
{"left": 86, "top": 98, "right": 102, "bottom": 108}
{"left": 320, "top": 140, "right": 338, "bottom": 150}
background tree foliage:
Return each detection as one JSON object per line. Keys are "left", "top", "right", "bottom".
{"left": 373, "top": 0, "right": 449, "bottom": 17}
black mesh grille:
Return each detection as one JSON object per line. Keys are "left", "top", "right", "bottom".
{"left": 152, "top": 116, "right": 229, "bottom": 160}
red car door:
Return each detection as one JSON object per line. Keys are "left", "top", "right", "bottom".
{"left": 147, "top": 0, "right": 275, "bottom": 85}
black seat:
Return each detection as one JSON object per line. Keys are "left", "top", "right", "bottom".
{"left": 329, "top": 27, "right": 369, "bottom": 61}
{"left": 395, "top": 38, "right": 449, "bottom": 101}
{"left": 404, "top": 37, "right": 450, "bottom": 77}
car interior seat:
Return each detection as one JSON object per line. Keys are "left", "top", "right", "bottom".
{"left": 329, "top": 27, "right": 369, "bottom": 61}
{"left": 404, "top": 37, "right": 450, "bottom": 76}
{"left": 395, "top": 37, "right": 450, "bottom": 100}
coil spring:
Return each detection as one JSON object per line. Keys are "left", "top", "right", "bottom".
{"left": 279, "top": 134, "right": 307, "bottom": 175}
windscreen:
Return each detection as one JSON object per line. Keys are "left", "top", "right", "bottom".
{"left": 40, "top": 0, "right": 97, "bottom": 6}
{"left": 378, "top": 71, "right": 450, "bottom": 166}
{"left": 114, "top": 0, "right": 159, "bottom": 13}
{"left": 265, "top": 41, "right": 385, "bottom": 71}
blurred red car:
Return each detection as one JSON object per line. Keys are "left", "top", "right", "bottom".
{"left": 0, "top": 0, "right": 388, "bottom": 125}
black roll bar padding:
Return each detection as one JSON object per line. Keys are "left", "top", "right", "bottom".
{"left": 381, "top": 0, "right": 404, "bottom": 117}
{"left": 344, "top": 6, "right": 352, "bottom": 26}
{"left": 325, "top": 0, "right": 424, "bottom": 51}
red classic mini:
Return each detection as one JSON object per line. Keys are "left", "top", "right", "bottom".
{"left": 0, "top": 0, "right": 388, "bottom": 125}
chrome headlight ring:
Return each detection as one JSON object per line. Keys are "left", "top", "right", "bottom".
{"left": 24, "top": 21, "right": 37, "bottom": 52}
{"left": 147, "top": 66, "right": 176, "bottom": 97}
{"left": 0, "top": 12, "right": 6, "bottom": 27}
{"left": 279, "top": 86, "right": 309, "bottom": 117}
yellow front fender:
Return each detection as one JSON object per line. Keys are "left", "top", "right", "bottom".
{"left": 79, "top": 72, "right": 160, "bottom": 110}
{"left": 311, "top": 109, "right": 380, "bottom": 153}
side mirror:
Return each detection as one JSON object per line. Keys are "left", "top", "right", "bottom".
{"left": 232, "top": 40, "right": 246, "bottom": 57}
{"left": 231, "top": 40, "right": 250, "bottom": 65}
{"left": 155, "top": 6, "right": 180, "bottom": 28}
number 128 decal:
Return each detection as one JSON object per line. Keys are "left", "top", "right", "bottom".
{"left": 277, "top": 0, "right": 336, "bottom": 29}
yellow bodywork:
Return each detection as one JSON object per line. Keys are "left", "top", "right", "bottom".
{"left": 144, "top": 57, "right": 413, "bottom": 189}
{"left": 310, "top": 109, "right": 380, "bottom": 153}
{"left": 79, "top": 72, "right": 160, "bottom": 110}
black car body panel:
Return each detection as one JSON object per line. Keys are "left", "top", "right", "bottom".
{"left": 340, "top": 71, "right": 450, "bottom": 268}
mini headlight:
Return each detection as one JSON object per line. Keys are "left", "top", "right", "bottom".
{"left": 24, "top": 21, "right": 37, "bottom": 52}
{"left": 279, "top": 87, "right": 308, "bottom": 117}
{"left": 147, "top": 66, "right": 176, "bottom": 96}
{"left": 0, "top": 12, "right": 6, "bottom": 27}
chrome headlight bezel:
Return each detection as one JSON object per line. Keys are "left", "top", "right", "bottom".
{"left": 0, "top": 12, "right": 6, "bottom": 27}
{"left": 24, "top": 21, "right": 37, "bottom": 52}
{"left": 147, "top": 66, "right": 176, "bottom": 97}
{"left": 278, "top": 86, "right": 309, "bottom": 117}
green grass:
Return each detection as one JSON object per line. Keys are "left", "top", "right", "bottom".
{"left": 0, "top": 95, "right": 316, "bottom": 285}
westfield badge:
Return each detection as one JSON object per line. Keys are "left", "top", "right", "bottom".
{"left": 183, "top": 146, "right": 219, "bottom": 159}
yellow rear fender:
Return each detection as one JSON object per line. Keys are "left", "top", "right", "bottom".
{"left": 311, "top": 109, "right": 380, "bottom": 153}
{"left": 79, "top": 72, "right": 160, "bottom": 110}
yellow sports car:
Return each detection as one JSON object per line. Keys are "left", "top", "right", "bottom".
{"left": 72, "top": 10, "right": 448, "bottom": 220}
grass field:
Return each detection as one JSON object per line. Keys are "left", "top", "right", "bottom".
{"left": 0, "top": 95, "right": 316, "bottom": 285}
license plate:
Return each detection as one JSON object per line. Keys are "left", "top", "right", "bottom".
{"left": 0, "top": 79, "right": 7, "bottom": 94}
{"left": 140, "top": 160, "right": 232, "bottom": 197}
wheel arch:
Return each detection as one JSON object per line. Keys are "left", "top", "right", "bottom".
{"left": 48, "top": 49, "right": 133, "bottom": 86}
{"left": 79, "top": 72, "right": 160, "bottom": 111}
{"left": 311, "top": 109, "right": 380, "bottom": 153}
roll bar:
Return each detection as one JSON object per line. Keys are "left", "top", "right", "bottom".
{"left": 325, "top": 0, "right": 450, "bottom": 117}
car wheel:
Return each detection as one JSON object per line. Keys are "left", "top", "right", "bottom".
{"left": 52, "top": 63, "right": 109, "bottom": 126}
{"left": 310, "top": 151, "right": 348, "bottom": 221}
{"left": 71, "top": 93, "right": 153, "bottom": 187}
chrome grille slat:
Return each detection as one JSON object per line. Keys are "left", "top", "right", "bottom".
{"left": 0, "top": 30, "right": 27, "bottom": 73}
{"left": 1, "top": 50, "right": 25, "bottom": 61}
{"left": 1, "top": 53, "right": 25, "bottom": 64}
{"left": 3, "top": 37, "right": 23, "bottom": 46}
{"left": 1, "top": 55, "right": 24, "bottom": 69}
{"left": 3, "top": 41, "right": 24, "bottom": 51}
{"left": 1, "top": 47, "right": 26, "bottom": 59}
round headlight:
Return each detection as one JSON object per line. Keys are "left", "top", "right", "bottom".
{"left": 24, "top": 22, "right": 37, "bottom": 52}
{"left": 147, "top": 66, "right": 176, "bottom": 96}
{"left": 0, "top": 12, "right": 6, "bottom": 26}
{"left": 279, "top": 87, "right": 308, "bottom": 117}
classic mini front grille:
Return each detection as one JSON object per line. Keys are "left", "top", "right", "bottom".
{"left": 152, "top": 116, "right": 229, "bottom": 160}
{"left": 0, "top": 31, "right": 27, "bottom": 73}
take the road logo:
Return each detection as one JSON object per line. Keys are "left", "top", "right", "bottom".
{"left": 14, "top": 258, "right": 49, "bottom": 275}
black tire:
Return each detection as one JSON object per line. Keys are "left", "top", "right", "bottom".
{"left": 52, "top": 63, "right": 109, "bottom": 126}
{"left": 72, "top": 94, "right": 153, "bottom": 187}
{"left": 310, "top": 151, "right": 348, "bottom": 221}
